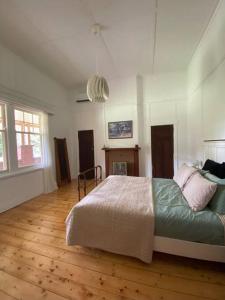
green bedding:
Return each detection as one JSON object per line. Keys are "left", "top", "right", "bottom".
{"left": 153, "top": 178, "right": 224, "bottom": 245}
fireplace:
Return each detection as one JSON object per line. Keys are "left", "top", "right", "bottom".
{"left": 112, "top": 161, "right": 127, "bottom": 175}
{"left": 102, "top": 145, "right": 140, "bottom": 177}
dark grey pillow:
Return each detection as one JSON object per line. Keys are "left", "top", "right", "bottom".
{"left": 202, "top": 159, "right": 225, "bottom": 179}
{"left": 217, "top": 162, "right": 225, "bottom": 179}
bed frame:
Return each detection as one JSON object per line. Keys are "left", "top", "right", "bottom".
{"left": 78, "top": 165, "right": 102, "bottom": 201}
{"left": 154, "top": 236, "right": 225, "bottom": 263}
{"left": 77, "top": 167, "right": 225, "bottom": 263}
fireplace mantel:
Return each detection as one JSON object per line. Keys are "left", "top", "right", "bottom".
{"left": 102, "top": 145, "right": 140, "bottom": 177}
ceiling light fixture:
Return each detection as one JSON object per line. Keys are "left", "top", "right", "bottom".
{"left": 87, "top": 23, "right": 109, "bottom": 103}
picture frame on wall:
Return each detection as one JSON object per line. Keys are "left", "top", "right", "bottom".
{"left": 108, "top": 120, "right": 133, "bottom": 139}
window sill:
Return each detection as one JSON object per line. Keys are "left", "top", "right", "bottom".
{"left": 0, "top": 166, "right": 43, "bottom": 180}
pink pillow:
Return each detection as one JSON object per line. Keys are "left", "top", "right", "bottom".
{"left": 183, "top": 173, "right": 217, "bottom": 211}
{"left": 173, "top": 164, "right": 197, "bottom": 190}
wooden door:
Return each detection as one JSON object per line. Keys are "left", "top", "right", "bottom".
{"left": 78, "top": 130, "right": 95, "bottom": 179}
{"left": 151, "top": 125, "right": 174, "bottom": 178}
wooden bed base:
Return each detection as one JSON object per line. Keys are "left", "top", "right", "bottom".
{"left": 154, "top": 236, "right": 225, "bottom": 263}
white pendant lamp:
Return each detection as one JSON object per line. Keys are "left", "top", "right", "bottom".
{"left": 87, "top": 24, "right": 109, "bottom": 103}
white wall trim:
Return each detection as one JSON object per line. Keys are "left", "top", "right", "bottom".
{"left": 188, "top": 0, "right": 225, "bottom": 95}
{"left": 0, "top": 83, "right": 55, "bottom": 114}
{"left": 203, "top": 141, "right": 225, "bottom": 163}
{"left": 0, "top": 166, "right": 43, "bottom": 180}
{"left": 189, "top": 51, "right": 225, "bottom": 96}
{"left": 144, "top": 98, "right": 187, "bottom": 105}
{"left": 188, "top": 0, "right": 222, "bottom": 70}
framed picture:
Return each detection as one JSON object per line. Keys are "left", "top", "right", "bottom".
{"left": 108, "top": 120, "right": 133, "bottom": 139}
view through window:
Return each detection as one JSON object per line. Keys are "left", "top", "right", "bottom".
{"left": 14, "top": 108, "right": 42, "bottom": 168}
{"left": 0, "top": 104, "right": 7, "bottom": 171}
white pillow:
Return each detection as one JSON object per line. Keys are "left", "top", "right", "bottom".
{"left": 183, "top": 173, "right": 217, "bottom": 211}
{"left": 173, "top": 164, "right": 197, "bottom": 190}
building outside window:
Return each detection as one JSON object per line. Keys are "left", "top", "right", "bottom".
{"left": 14, "top": 108, "right": 42, "bottom": 168}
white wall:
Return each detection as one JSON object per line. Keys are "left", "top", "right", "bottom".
{"left": 0, "top": 170, "right": 43, "bottom": 212}
{"left": 0, "top": 43, "right": 74, "bottom": 212}
{"left": 71, "top": 76, "right": 139, "bottom": 177}
{"left": 187, "top": 0, "right": 225, "bottom": 164}
{"left": 71, "top": 72, "right": 188, "bottom": 177}
{"left": 141, "top": 72, "right": 188, "bottom": 176}
{"left": 4, "top": 0, "right": 225, "bottom": 211}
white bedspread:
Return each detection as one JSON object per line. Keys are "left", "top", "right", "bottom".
{"left": 66, "top": 175, "right": 154, "bottom": 263}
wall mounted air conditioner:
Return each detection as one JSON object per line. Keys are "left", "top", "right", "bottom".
{"left": 75, "top": 93, "right": 91, "bottom": 103}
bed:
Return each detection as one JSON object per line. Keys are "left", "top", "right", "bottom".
{"left": 66, "top": 173, "right": 225, "bottom": 263}
{"left": 153, "top": 178, "right": 225, "bottom": 263}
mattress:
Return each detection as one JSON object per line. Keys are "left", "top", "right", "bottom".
{"left": 66, "top": 176, "right": 155, "bottom": 263}
{"left": 153, "top": 178, "right": 224, "bottom": 246}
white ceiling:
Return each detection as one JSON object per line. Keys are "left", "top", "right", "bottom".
{"left": 0, "top": 0, "right": 219, "bottom": 88}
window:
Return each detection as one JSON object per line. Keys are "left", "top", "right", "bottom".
{"left": 0, "top": 104, "right": 7, "bottom": 171}
{"left": 0, "top": 102, "right": 44, "bottom": 176}
{"left": 14, "top": 108, "right": 42, "bottom": 168}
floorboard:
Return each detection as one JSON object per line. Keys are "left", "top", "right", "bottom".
{"left": 0, "top": 180, "right": 224, "bottom": 300}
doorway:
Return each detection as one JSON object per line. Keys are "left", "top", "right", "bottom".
{"left": 151, "top": 125, "right": 174, "bottom": 178}
{"left": 78, "top": 130, "right": 95, "bottom": 179}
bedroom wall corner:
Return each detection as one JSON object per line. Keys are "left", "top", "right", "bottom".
{"left": 0, "top": 43, "right": 74, "bottom": 212}
{"left": 187, "top": 0, "right": 225, "bottom": 165}
{"left": 142, "top": 72, "right": 188, "bottom": 177}
{"left": 71, "top": 72, "right": 188, "bottom": 178}
{"left": 70, "top": 76, "right": 139, "bottom": 178}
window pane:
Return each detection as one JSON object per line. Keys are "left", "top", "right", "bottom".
{"left": 30, "top": 134, "right": 41, "bottom": 159}
{"left": 15, "top": 109, "right": 23, "bottom": 122}
{"left": 0, "top": 105, "right": 5, "bottom": 130}
{"left": 0, "top": 132, "right": 7, "bottom": 171}
{"left": 17, "top": 133, "right": 42, "bottom": 168}
{"left": 33, "top": 115, "right": 40, "bottom": 125}
{"left": 15, "top": 108, "right": 42, "bottom": 168}
{"left": 33, "top": 127, "right": 40, "bottom": 133}
{"left": 14, "top": 109, "right": 41, "bottom": 133}
{"left": 24, "top": 112, "right": 32, "bottom": 123}
{"left": 16, "top": 132, "right": 22, "bottom": 146}
{"left": 15, "top": 124, "right": 21, "bottom": 131}
{"left": 24, "top": 133, "right": 29, "bottom": 145}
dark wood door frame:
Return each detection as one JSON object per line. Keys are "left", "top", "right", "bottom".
{"left": 78, "top": 130, "right": 95, "bottom": 179}
{"left": 151, "top": 124, "right": 174, "bottom": 179}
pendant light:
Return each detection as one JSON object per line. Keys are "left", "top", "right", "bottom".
{"left": 87, "top": 24, "right": 109, "bottom": 103}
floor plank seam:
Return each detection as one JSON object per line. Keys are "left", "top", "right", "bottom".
{"left": 0, "top": 181, "right": 225, "bottom": 300}
{"left": 0, "top": 256, "right": 137, "bottom": 300}
{"left": 0, "top": 236, "right": 224, "bottom": 300}
{"left": 0, "top": 223, "right": 225, "bottom": 289}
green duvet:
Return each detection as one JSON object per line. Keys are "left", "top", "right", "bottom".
{"left": 152, "top": 178, "right": 224, "bottom": 245}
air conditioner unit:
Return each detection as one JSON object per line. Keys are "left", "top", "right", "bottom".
{"left": 75, "top": 93, "right": 91, "bottom": 103}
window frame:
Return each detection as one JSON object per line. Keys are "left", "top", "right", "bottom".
{"left": 0, "top": 102, "right": 8, "bottom": 173}
{"left": 0, "top": 100, "right": 44, "bottom": 179}
{"left": 14, "top": 106, "right": 43, "bottom": 169}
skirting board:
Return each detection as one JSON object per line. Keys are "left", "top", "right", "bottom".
{"left": 154, "top": 236, "right": 225, "bottom": 263}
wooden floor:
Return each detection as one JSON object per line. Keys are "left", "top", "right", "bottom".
{"left": 0, "top": 181, "right": 225, "bottom": 300}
